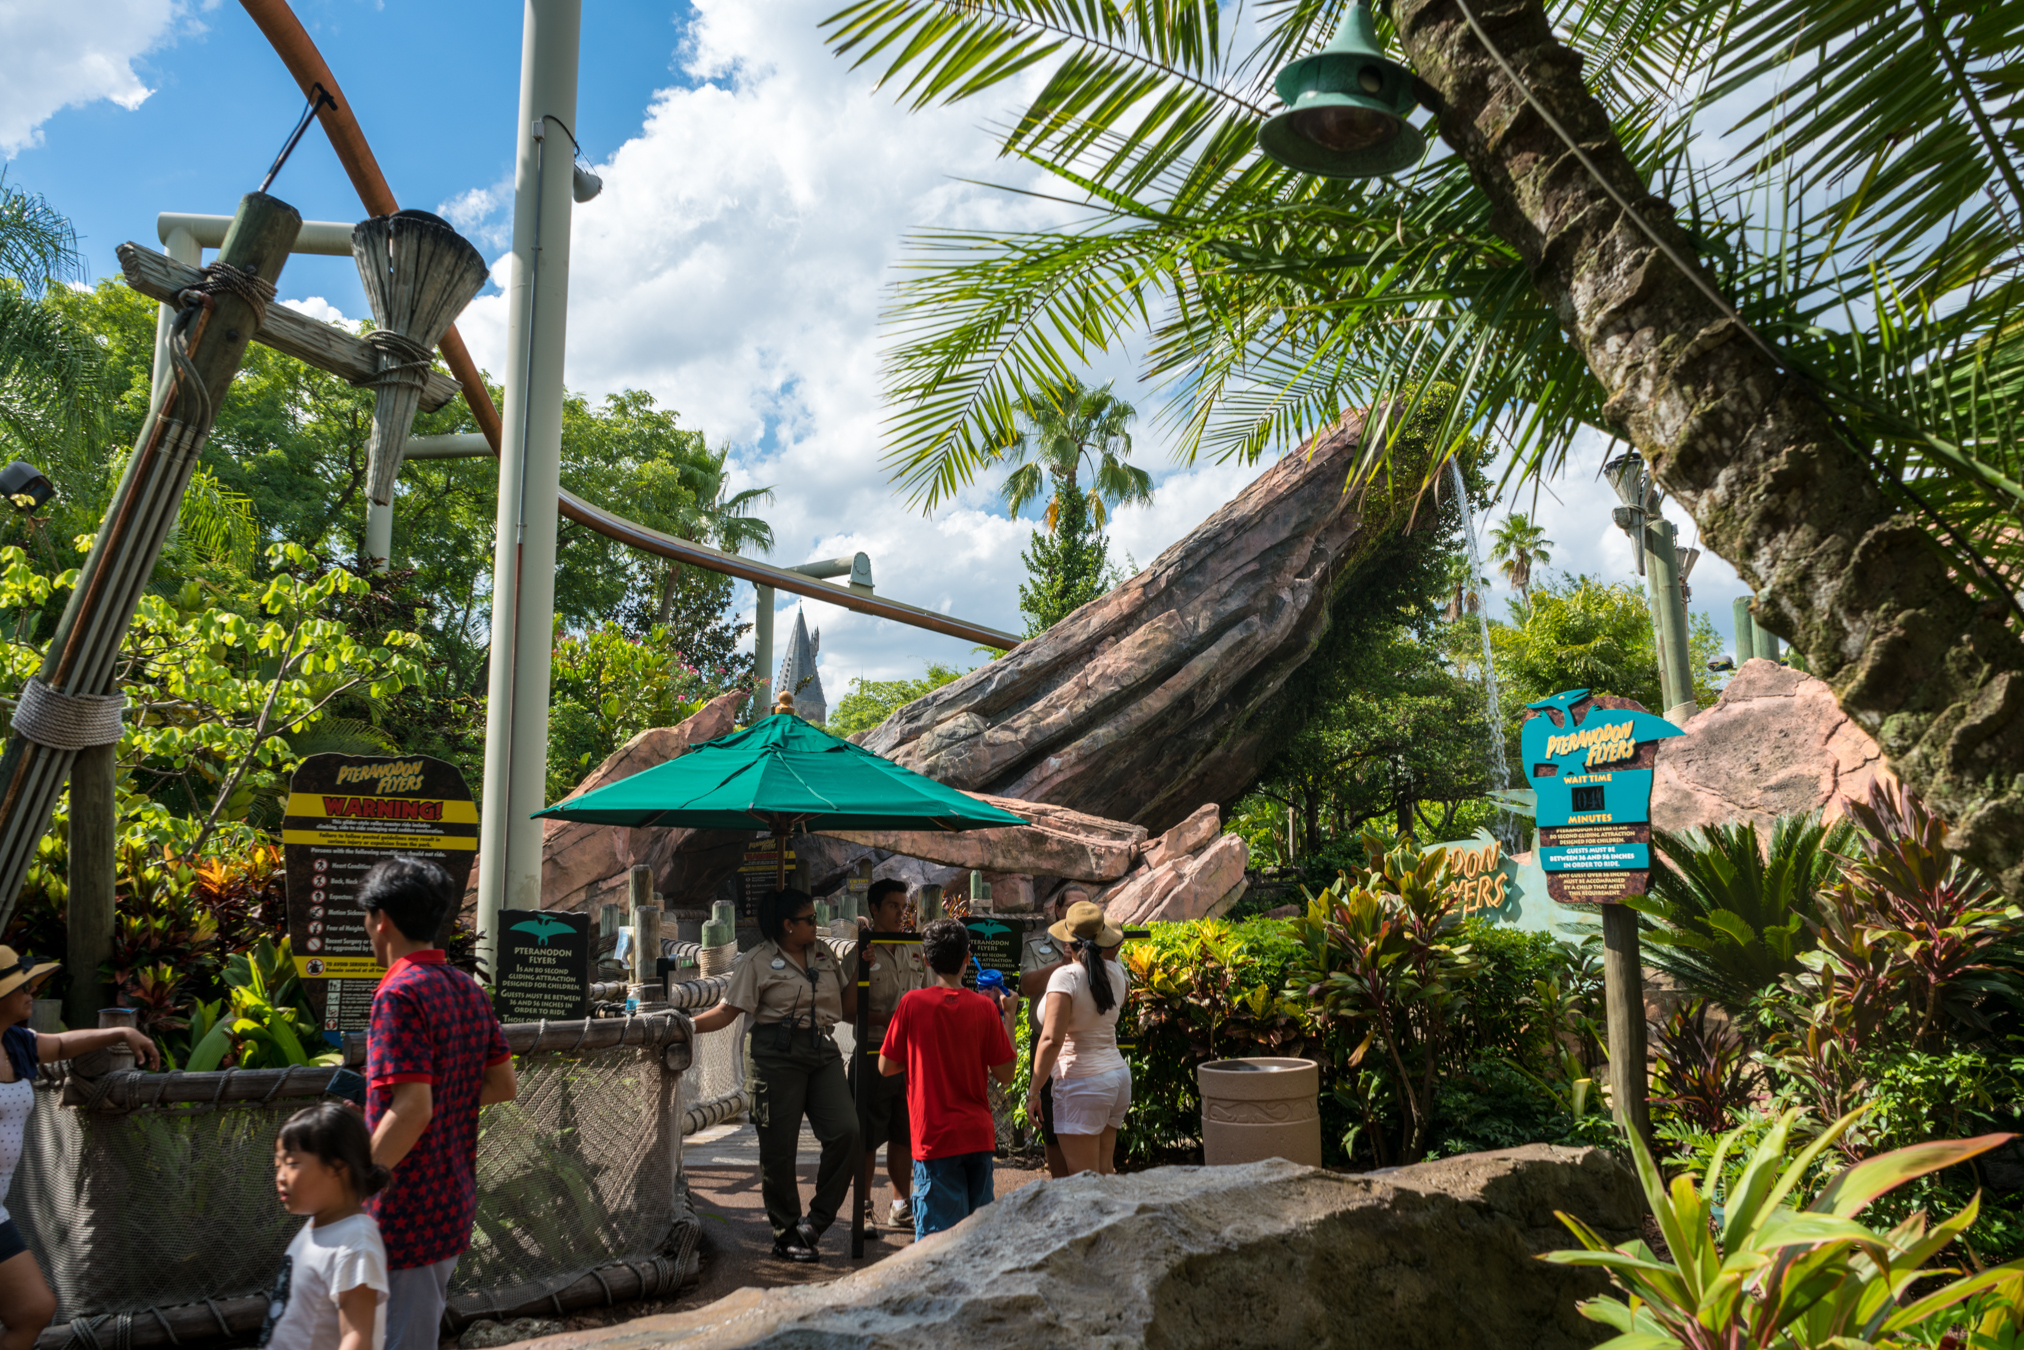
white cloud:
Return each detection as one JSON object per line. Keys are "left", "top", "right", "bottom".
{"left": 435, "top": 185, "right": 510, "bottom": 251}
{"left": 280, "top": 295, "right": 349, "bottom": 325}
{"left": 0, "top": 1, "right": 184, "bottom": 157}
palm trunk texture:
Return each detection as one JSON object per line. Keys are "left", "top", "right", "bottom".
{"left": 1397, "top": 0, "right": 2024, "bottom": 896}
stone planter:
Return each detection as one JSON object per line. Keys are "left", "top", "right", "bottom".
{"left": 1198, "top": 1057, "right": 1322, "bottom": 1166}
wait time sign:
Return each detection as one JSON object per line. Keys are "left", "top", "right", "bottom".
{"left": 1520, "top": 690, "right": 1683, "bottom": 904}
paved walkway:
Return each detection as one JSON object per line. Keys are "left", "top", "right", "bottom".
{"left": 533, "top": 1122, "right": 1050, "bottom": 1338}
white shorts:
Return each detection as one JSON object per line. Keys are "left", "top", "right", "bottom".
{"left": 1050, "top": 1064, "right": 1132, "bottom": 1135}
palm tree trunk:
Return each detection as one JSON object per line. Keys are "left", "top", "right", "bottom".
{"left": 1398, "top": 0, "right": 2024, "bottom": 898}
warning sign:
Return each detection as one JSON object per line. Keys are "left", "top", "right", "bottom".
{"left": 283, "top": 754, "right": 478, "bottom": 1042}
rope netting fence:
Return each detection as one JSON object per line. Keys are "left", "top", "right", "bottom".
{"left": 7, "top": 1005, "right": 749, "bottom": 1347}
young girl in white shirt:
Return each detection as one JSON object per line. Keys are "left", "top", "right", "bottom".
{"left": 262, "top": 1102, "right": 392, "bottom": 1350}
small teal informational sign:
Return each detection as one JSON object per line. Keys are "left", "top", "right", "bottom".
{"left": 1520, "top": 689, "right": 1683, "bottom": 904}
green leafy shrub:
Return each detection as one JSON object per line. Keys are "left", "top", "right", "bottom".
{"left": 1118, "top": 917, "right": 1310, "bottom": 1163}
{"left": 1549, "top": 1107, "right": 2024, "bottom": 1348}
{"left": 1634, "top": 812, "right": 1853, "bottom": 1010}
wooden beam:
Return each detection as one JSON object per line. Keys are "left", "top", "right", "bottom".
{"left": 116, "top": 241, "right": 462, "bottom": 413}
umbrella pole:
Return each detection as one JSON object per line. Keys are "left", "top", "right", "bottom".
{"left": 775, "top": 826, "right": 786, "bottom": 890}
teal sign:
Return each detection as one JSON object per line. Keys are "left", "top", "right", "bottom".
{"left": 1520, "top": 689, "right": 1683, "bottom": 904}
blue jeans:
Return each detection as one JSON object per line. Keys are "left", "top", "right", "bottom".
{"left": 911, "top": 1151, "right": 995, "bottom": 1239}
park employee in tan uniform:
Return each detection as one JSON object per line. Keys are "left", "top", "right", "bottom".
{"left": 691, "top": 887, "right": 859, "bottom": 1264}
{"left": 853, "top": 878, "right": 926, "bottom": 1233}
{"left": 1019, "top": 886, "right": 1086, "bottom": 1178}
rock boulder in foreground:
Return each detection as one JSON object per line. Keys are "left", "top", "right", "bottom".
{"left": 537, "top": 1146, "right": 1641, "bottom": 1350}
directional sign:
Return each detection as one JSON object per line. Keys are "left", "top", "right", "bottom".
{"left": 1520, "top": 690, "right": 1683, "bottom": 905}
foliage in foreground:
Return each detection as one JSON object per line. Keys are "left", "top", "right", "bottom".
{"left": 1549, "top": 1107, "right": 2024, "bottom": 1349}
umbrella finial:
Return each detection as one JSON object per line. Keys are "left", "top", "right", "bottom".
{"left": 772, "top": 690, "right": 795, "bottom": 717}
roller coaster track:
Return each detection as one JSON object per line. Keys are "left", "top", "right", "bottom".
{"left": 237, "top": 0, "right": 1021, "bottom": 653}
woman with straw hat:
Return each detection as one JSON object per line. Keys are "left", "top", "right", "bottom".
{"left": 1025, "top": 901, "right": 1131, "bottom": 1177}
{"left": 0, "top": 946, "right": 161, "bottom": 1350}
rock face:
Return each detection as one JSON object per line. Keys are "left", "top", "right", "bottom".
{"left": 1098, "top": 818, "right": 1251, "bottom": 925}
{"left": 1653, "top": 659, "right": 1887, "bottom": 836}
{"left": 532, "top": 1148, "right": 1640, "bottom": 1350}
{"left": 820, "top": 794, "right": 1148, "bottom": 882}
{"left": 859, "top": 411, "right": 1421, "bottom": 835}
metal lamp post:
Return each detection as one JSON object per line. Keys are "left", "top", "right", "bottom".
{"left": 1602, "top": 452, "right": 1697, "bottom": 727}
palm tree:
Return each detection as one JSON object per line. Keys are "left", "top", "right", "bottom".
{"left": 0, "top": 177, "right": 105, "bottom": 488}
{"left": 1440, "top": 552, "right": 1486, "bottom": 624}
{"left": 997, "top": 375, "right": 1153, "bottom": 532}
{"left": 820, "top": 0, "right": 2024, "bottom": 891}
{"left": 1488, "top": 514, "right": 1553, "bottom": 609}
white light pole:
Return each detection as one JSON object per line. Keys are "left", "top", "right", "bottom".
{"left": 476, "top": 0, "right": 582, "bottom": 970}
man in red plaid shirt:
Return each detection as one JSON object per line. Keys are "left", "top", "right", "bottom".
{"left": 359, "top": 857, "right": 517, "bottom": 1350}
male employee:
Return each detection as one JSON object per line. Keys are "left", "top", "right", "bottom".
{"left": 854, "top": 879, "right": 926, "bottom": 1232}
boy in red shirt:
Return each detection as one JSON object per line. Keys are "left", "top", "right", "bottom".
{"left": 878, "top": 918, "right": 1017, "bottom": 1239}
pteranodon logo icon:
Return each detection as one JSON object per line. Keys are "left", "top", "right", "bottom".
{"left": 512, "top": 916, "right": 576, "bottom": 946}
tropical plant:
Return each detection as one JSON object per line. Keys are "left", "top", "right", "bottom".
{"left": 1440, "top": 551, "right": 1488, "bottom": 623}
{"left": 1633, "top": 813, "right": 1857, "bottom": 1011}
{"left": 1492, "top": 575, "right": 1723, "bottom": 732}
{"left": 1546, "top": 1107, "right": 2024, "bottom": 1349}
{"left": 0, "top": 177, "right": 105, "bottom": 480}
{"left": 184, "top": 936, "right": 333, "bottom": 1071}
{"left": 817, "top": 0, "right": 2024, "bottom": 898}
{"left": 1288, "top": 834, "right": 1482, "bottom": 1164}
{"left": 1649, "top": 997, "right": 1757, "bottom": 1134}
{"left": 1757, "top": 782, "right": 2024, "bottom": 1157}
{"left": 1488, "top": 514, "right": 1552, "bottom": 610}
{"left": 994, "top": 374, "right": 1152, "bottom": 531}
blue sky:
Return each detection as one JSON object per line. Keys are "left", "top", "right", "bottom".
{"left": 7, "top": 0, "right": 1758, "bottom": 697}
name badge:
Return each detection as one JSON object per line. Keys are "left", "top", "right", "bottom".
{"left": 1037, "top": 943, "right": 1054, "bottom": 956}
{"left": 870, "top": 962, "right": 882, "bottom": 971}
{"left": 770, "top": 958, "right": 786, "bottom": 969}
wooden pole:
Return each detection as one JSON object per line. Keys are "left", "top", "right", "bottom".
{"left": 0, "top": 193, "right": 299, "bottom": 932}
{"left": 1602, "top": 903, "right": 1652, "bottom": 1148}
{"left": 64, "top": 742, "right": 117, "bottom": 1030}
{"left": 629, "top": 864, "right": 659, "bottom": 987}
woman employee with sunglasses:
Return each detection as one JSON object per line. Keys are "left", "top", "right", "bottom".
{"left": 691, "top": 888, "right": 859, "bottom": 1263}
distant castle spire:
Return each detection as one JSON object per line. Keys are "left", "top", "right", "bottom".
{"left": 774, "top": 608, "right": 826, "bottom": 724}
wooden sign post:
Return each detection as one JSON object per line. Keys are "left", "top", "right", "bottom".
{"left": 1520, "top": 689, "right": 1684, "bottom": 1148}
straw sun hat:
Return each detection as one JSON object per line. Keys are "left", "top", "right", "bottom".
{"left": 0, "top": 946, "right": 58, "bottom": 1000}
{"left": 1047, "top": 899, "right": 1124, "bottom": 948}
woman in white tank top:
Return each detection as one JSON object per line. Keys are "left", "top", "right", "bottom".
{"left": 1025, "top": 902, "right": 1132, "bottom": 1176}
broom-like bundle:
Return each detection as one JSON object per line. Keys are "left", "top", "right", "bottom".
{"left": 352, "top": 210, "right": 488, "bottom": 507}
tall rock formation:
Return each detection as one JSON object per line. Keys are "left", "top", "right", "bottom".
{"left": 860, "top": 409, "right": 1439, "bottom": 834}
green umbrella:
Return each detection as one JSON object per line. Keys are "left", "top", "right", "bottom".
{"left": 532, "top": 713, "right": 1027, "bottom": 886}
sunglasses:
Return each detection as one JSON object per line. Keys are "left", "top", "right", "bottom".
{"left": 786, "top": 913, "right": 818, "bottom": 927}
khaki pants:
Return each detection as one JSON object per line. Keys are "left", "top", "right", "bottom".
{"left": 751, "top": 1033, "right": 860, "bottom": 1241}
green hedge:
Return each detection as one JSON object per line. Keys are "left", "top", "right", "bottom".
{"left": 1119, "top": 914, "right": 1603, "bottom": 1167}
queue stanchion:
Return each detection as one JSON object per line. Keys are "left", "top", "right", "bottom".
{"left": 852, "top": 931, "right": 870, "bottom": 1259}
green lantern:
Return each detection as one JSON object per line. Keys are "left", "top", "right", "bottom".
{"left": 1258, "top": 0, "right": 1425, "bottom": 179}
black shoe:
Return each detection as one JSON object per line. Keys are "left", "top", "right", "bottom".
{"left": 795, "top": 1219, "right": 824, "bottom": 1256}
{"left": 771, "top": 1228, "right": 819, "bottom": 1264}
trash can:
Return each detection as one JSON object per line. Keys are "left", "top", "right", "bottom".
{"left": 1198, "top": 1057, "right": 1322, "bottom": 1166}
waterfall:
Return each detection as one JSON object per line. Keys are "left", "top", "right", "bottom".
{"left": 1448, "top": 459, "right": 1513, "bottom": 836}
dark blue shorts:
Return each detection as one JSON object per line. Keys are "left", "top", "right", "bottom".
{"left": 0, "top": 1219, "right": 29, "bottom": 1264}
{"left": 911, "top": 1151, "right": 995, "bottom": 1239}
